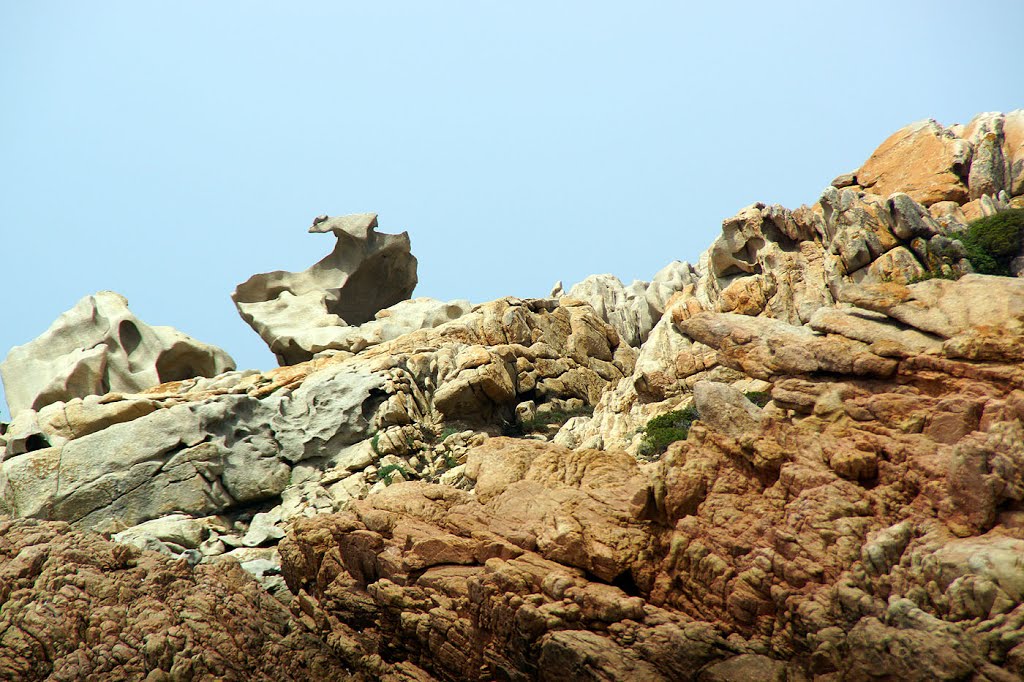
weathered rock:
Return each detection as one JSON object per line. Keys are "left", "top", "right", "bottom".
{"left": 0, "top": 517, "right": 353, "bottom": 681}
{"left": 112, "top": 513, "right": 229, "bottom": 556}
{"left": 0, "top": 397, "right": 290, "bottom": 533}
{"left": 0, "top": 291, "right": 234, "bottom": 416}
{"left": 233, "top": 213, "right": 420, "bottom": 365}
{"left": 856, "top": 118, "right": 972, "bottom": 205}
{"left": 678, "top": 312, "right": 897, "bottom": 380}
{"left": 839, "top": 274, "right": 1024, "bottom": 342}
{"left": 691, "top": 381, "right": 762, "bottom": 441}
{"left": 0, "top": 296, "right": 631, "bottom": 546}
{"left": 278, "top": 275, "right": 1024, "bottom": 679}
{"left": 279, "top": 440, "right": 739, "bottom": 680}
{"left": 808, "top": 305, "right": 943, "bottom": 357}
{"left": 7, "top": 109, "right": 1024, "bottom": 681}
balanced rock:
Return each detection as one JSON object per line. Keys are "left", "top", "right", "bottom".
{"left": 0, "top": 291, "right": 234, "bottom": 417}
{"left": 232, "top": 213, "right": 422, "bottom": 365}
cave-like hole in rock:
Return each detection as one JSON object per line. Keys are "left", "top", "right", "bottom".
{"left": 118, "top": 320, "right": 143, "bottom": 358}
{"left": 611, "top": 569, "right": 643, "bottom": 598}
{"left": 328, "top": 251, "right": 416, "bottom": 325}
{"left": 25, "top": 433, "right": 50, "bottom": 452}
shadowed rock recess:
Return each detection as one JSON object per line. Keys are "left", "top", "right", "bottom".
{"left": 2, "top": 110, "right": 1024, "bottom": 680}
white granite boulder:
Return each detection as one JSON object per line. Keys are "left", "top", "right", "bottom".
{"left": 232, "top": 213, "right": 425, "bottom": 365}
{"left": 0, "top": 291, "right": 234, "bottom": 416}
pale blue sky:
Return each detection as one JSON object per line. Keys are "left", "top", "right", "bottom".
{"left": 2, "top": 1, "right": 1022, "bottom": 419}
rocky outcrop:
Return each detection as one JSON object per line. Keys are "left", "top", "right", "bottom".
{"left": 5, "top": 110, "right": 1024, "bottom": 681}
{"left": 0, "top": 298, "right": 633, "bottom": 559}
{"left": 278, "top": 274, "right": 1024, "bottom": 681}
{"left": 232, "top": 213, "right": 432, "bottom": 365}
{"left": 560, "top": 261, "right": 698, "bottom": 347}
{"left": 0, "top": 291, "right": 234, "bottom": 417}
{"left": 557, "top": 111, "right": 1024, "bottom": 455}
{"left": 0, "top": 517, "right": 355, "bottom": 681}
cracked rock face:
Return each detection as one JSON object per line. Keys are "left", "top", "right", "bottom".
{"left": 0, "top": 517, "right": 353, "bottom": 681}
{"left": 5, "top": 109, "right": 1024, "bottom": 681}
{"left": 0, "top": 291, "right": 235, "bottom": 417}
{"left": 278, "top": 275, "right": 1024, "bottom": 681}
{"left": 0, "top": 297, "right": 633, "bottom": 544}
{"left": 232, "top": 213, "right": 423, "bottom": 365}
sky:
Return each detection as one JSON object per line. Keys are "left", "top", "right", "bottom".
{"left": 2, "top": 1, "right": 1022, "bottom": 419}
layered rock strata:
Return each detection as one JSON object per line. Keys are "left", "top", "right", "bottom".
{"left": 558, "top": 110, "right": 1024, "bottom": 455}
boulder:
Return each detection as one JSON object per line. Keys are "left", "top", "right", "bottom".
{"left": 856, "top": 118, "right": 971, "bottom": 205}
{"left": 839, "top": 274, "right": 1024, "bottom": 340}
{"left": 678, "top": 312, "right": 897, "bottom": 380}
{"left": 691, "top": 381, "right": 762, "bottom": 441}
{"left": 0, "top": 291, "right": 234, "bottom": 416}
{"left": 232, "top": 213, "right": 420, "bottom": 365}
{"left": 564, "top": 274, "right": 655, "bottom": 347}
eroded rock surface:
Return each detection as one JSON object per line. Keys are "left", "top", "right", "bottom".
{"left": 0, "top": 291, "right": 234, "bottom": 416}
{"left": 5, "top": 110, "right": 1024, "bottom": 681}
{"left": 278, "top": 275, "right": 1024, "bottom": 680}
{"left": 0, "top": 517, "right": 354, "bottom": 681}
{"left": 558, "top": 111, "right": 1024, "bottom": 456}
{"left": 0, "top": 298, "right": 633, "bottom": 546}
{"left": 232, "top": 213, "right": 432, "bottom": 365}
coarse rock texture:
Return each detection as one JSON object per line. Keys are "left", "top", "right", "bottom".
{"left": 232, "top": 213, "right": 428, "bottom": 365}
{"left": 560, "top": 261, "right": 698, "bottom": 347}
{"left": 278, "top": 273, "right": 1024, "bottom": 681}
{"left": 0, "top": 291, "right": 234, "bottom": 417}
{"left": 557, "top": 111, "right": 1024, "bottom": 455}
{"left": 0, "top": 517, "right": 356, "bottom": 681}
{"left": 0, "top": 297, "right": 633, "bottom": 549}
{"left": 4, "top": 110, "right": 1024, "bottom": 680}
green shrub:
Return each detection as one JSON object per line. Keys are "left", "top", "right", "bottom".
{"left": 743, "top": 391, "right": 772, "bottom": 408}
{"left": 638, "top": 405, "right": 699, "bottom": 458}
{"left": 439, "top": 426, "right": 461, "bottom": 441}
{"left": 520, "top": 405, "right": 594, "bottom": 433}
{"left": 907, "top": 268, "right": 960, "bottom": 284}
{"left": 378, "top": 463, "right": 413, "bottom": 485}
{"left": 960, "top": 208, "right": 1024, "bottom": 276}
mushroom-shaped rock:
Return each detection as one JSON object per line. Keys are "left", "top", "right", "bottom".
{"left": 232, "top": 213, "right": 420, "bottom": 365}
{"left": 0, "top": 291, "right": 234, "bottom": 416}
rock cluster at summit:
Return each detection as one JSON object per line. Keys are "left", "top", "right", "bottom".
{"left": 1, "top": 111, "right": 1024, "bottom": 681}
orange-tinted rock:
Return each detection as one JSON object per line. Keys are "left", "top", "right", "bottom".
{"left": 0, "top": 517, "right": 354, "bottom": 681}
{"left": 857, "top": 119, "right": 970, "bottom": 205}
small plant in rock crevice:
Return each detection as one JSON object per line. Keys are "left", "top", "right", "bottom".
{"left": 959, "top": 208, "right": 1024, "bottom": 276}
{"left": 743, "top": 391, "right": 772, "bottom": 408}
{"left": 519, "top": 405, "right": 594, "bottom": 434}
{"left": 438, "top": 426, "right": 461, "bottom": 441}
{"left": 378, "top": 463, "right": 414, "bottom": 486}
{"left": 637, "top": 405, "right": 699, "bottom": 460}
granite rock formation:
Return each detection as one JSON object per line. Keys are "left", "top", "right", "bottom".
{"left": 278, "top": 273, "right": 1024, "bottom": 681}
{"left": 0, "top": 517, "right": 355, "bottom": 681}
{"left": 232, "top": 213, "right": 451, "bottom": 366}
{"left": 3, "top": 110, "right": 1024, "bottom": 680}
{"left": 0, "top": 291, "right": 234, "bottom": 417}
{"left": 557, "top": 111, "right": 1024, "bottom": 456}
{"left": 0, "top": 297, "right": 633, "bottom": 550}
